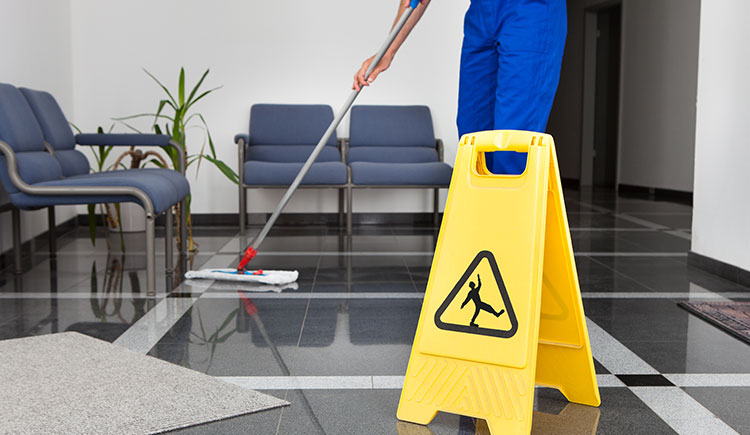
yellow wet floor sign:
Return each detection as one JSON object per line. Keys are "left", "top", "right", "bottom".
{"left": 397, "top": 130, "right": 600, "bottom": 434}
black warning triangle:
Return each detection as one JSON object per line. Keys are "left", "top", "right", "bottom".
{"left": 434, "top": 250, "right": 518, "bottom": 338}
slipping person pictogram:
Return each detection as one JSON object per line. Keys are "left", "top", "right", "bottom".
{"left": 460, "top": 274, "right": 505, "bottom": 327}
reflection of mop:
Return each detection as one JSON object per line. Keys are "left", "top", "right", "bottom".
{"left": 184, "top": 1, "right": 423, "bottom": 287}
{"left": 184, "top": 278, "right": 299, "bottom": 293}
{"left": 239, "top": 293, "right": 326, "bottom": 434}
{"left": 184, "top": 269, "right": 298, "bottom": 285}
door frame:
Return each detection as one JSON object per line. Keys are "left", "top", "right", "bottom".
{"left": 580, "top": 0, "right": 624, "bottom": 186}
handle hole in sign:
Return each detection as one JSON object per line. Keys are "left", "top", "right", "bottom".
{"left": 478, "top": 150, "right": 529, "bottom": 176}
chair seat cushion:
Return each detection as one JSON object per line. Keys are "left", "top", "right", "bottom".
{"left": 243, "top": 161, "right": 347, "bottom": 185}
{"left": 246, "top": 145, "right": 341, "bottom": 163}
{"left": 347, "top": 146, "right": 438, "bottom": 163}
{"left": 350, "top": 162, "right": 452, "bottom": 186}
{"left": 9, "top": 168, "right": 189, "bottom": 213}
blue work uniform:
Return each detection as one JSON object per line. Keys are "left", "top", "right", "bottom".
{"left": 457, "top": 0, "right": 567, "bottom": 174}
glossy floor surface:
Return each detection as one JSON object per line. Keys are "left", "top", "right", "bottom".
{"left": 2, "top": 189, "right": 749, "bottom": 434}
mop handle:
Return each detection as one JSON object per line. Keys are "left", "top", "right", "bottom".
{"left": 244, "top": 4, "right": 419, "bottom": 258}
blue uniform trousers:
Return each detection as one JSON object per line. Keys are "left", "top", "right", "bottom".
{"left": 457, "top": 0, "right": 567, "bottom": 174}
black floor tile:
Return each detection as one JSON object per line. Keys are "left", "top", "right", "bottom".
{"left": 585, "top": 299, "right": 750, "bottom": 373}
{"left": 616, "top": 374, "right": 674, "bottom": 387}
{"left": 625, "top": 213, "right": 693, "bottom": 229}
{"left": 594, "top": 256, "right": 750, "bottom": 294}
{"left": 0, "top": 297, "right": 150, "bottom": 342}
{"left": 290, "top": 299, "right": 420, "bottom": 376}
{"left": 683, "top": 387, "right": 750, "bottom": 435}
{"left": 149, "top": 298, "right": 305, "bottom": 376}
{"left": 535, "top": 387, "right": 676, "bottom": 434}
{"left": 615, "top": 231, "right": 691, "bottom": 252}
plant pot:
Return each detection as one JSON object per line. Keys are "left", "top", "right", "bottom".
{"left": 113, "top": 202, "right": 146, "bottom": 232}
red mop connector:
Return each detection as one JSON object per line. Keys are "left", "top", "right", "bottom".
{"left": 237, "top": 246, "right": 257, "bottom": 273}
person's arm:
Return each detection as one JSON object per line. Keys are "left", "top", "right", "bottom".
{"left": 352, "top": 0, "right": 431, "bottom": 91}
{"left": 476, "top": 275, "right": 481, "bottom": 290}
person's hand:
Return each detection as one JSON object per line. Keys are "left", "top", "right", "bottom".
{"left": 352, "top": 53, "right": 394, "bottom": 91}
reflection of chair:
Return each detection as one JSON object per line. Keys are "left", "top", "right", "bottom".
{"left": 0, "top": 83, "right": 188, "bottom": 294}
{"left": 349, "top": 299, "right": 421, "bottom": 345}
{"left": 245, "top": 299, "right": 337, "bottom": 347}
{"left": 236, "top": 104, "right": 348, "bottom": 233}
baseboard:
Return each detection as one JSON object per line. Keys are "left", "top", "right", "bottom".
{"left": 191, "top": 212, "right": 441, "bottom": 227}
{"left": 688, "top": 251, "right": 750, "bottom": 288}
{"left": 75, "top": 212, "right": 442, "bottom": 228}
{"left": 0, "top": 216, "right": 77, "bottom": 272}
{"left": 617, "top": 184, "right": 693, "bottom": 206}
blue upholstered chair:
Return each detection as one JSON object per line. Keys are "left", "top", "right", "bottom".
{"left": 235, "top": 104, "right": 348, "bottom": 232}
{"left": 346, "top": 105, "right": 452, "bottom": 232}
{"left": 0, "top": 83, "right": 189, "bottom": 294}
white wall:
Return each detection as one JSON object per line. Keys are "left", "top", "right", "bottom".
{"left": 692, "top": 0, "right": 750, "bottom": 272}
{"left": 0, "top": 0, "right": 76, "bottom": 253}
{"left": 69, "top": 0, "right": 468, "bottom": 215}
{"left": 617, "top": 0, "right": 699, "bottom": 191}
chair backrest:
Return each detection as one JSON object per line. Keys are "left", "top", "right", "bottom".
{"left": 20, "top": 88, "right": 90, "bottom": 177}
{"left": 248, "top": 104, "right": 338, "bottom": 147}
{"left": 0, "top": 83, "right": 63, "bottom": 194}
{"left": 349, "top": 105, "right": 435, "bottom": 148}
{"left": 348, "top": 105, "right": 438, "bottom": 163}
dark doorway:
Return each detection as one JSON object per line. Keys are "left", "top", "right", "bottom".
{"left": 592, "top": 4, "right": 621, "bottom": 186}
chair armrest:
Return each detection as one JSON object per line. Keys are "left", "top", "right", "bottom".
{"left": 0, "top": 140, "right": 155, "bottom": 215}
{"left": 75, "top": 133, "right": 185, "bottom": 175}
{"left": 436, "top": 138, "right": 444, "bottom": 162}
{"left": 234, "top": 134, "right": 249, "bottom": 145}
{"left": 76, "top": 133, "right": 170, "bottom": 147}
{"left": 236, "top": 134, "right": 247, "bottom": 187}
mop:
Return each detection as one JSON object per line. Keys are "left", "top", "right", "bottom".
{"left": 187, "top": 0, "right": 422, "bottom": 285}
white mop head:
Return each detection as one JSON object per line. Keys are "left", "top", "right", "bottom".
{"left": 184, "top": 268, "right": 298, "bottom": 285}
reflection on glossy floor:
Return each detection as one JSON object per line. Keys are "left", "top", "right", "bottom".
{"left": 2, "top": 189, "right": 749, "bottom": 434}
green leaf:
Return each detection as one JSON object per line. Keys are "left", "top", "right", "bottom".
{"left": 186, "top": 68, "right": 210, "bottom": 106}
{"left": 204, "top": 155, "right": 239, "bottom": 184}
{"left": 178, "top": 67, "right": 185, "bottom": 106}
{"left": 69, "top": 122, "right": 82, "bottom": 134}
{"left": 149, "top": 158, "right": 165, "bottom": 168}
{"left": 153, "top": 124, "right": 163, "bottom": 135}
{"left": 114, "top": 203, "right": 125, "bottom": 253}
{"left": 90, "top": 262, "right": 98, "bottom": 293}
{"left": 215, "top": 328, "right": 236, "bottom": 343}
{"left": 143, "top": 68, "right": 176, "bottom": 105}
{"left": 113, "top": 113, "right": 176, "bottom": 123}
{"left": 216, "top": 308, "right": 240, "bottom": 335}
{"left": 87, "top": 204, "right": 97, "bottom": 246}
{"left": 196, "top": 113, "right": 217, "bottom": 158}
{"left": 117, "top": 120, "right": 144, "bottom": 134}
{"left": 185, "top": 86, "right": 222, "bottom": 112}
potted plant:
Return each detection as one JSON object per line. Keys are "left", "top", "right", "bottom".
{"left": 116, "top": 68, "right": 238, "bottom": 252}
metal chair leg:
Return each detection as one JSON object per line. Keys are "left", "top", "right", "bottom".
{"left": 47, "top": 206, "right": 57, "bottom": 256}
{"left": 347, "top": 186, "right": 353, "bottom": 235}
{"left": 165, "top": 206, "right": 173, "bottom": 274}
{"left": 179, "top": 198, "right": 187, "bottom": 257}
{"left": 433, "top": 188, "right": 440, "bottom": 227}
{"left": 12, "top": 208, "right": 22, "bottom": 274}
{"left": 338, "top": 188, "right": 344, "bottom": 227}
{"left": 239, "top": 185, "right": 246, "bottom": 235}
{"left": 146, "top": 212, "right": 156, "bottom": 296}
